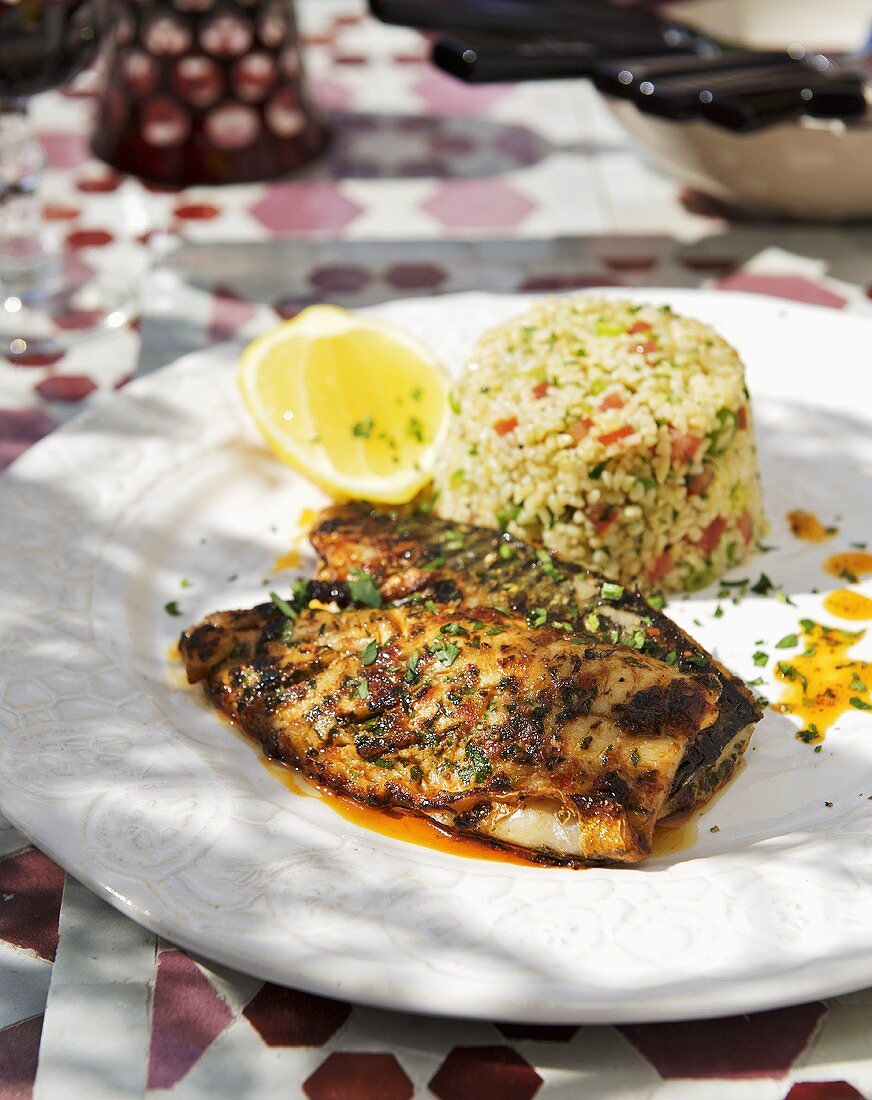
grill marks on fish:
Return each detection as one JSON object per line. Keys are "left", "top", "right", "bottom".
{"left": 181, "top": 601, "right": 720, "bottom": 863}
{"left": 310, "top": 503, "right": 761, "bottom": 815}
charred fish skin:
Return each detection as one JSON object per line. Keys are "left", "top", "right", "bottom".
{"left": 310, "top": 502, "right": 761, "bottom": 813}
{"left": 180, "top": 601, "right": 720, "bottom": 865}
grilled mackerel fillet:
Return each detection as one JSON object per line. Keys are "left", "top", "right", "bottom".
{"left": 180, "top": 505, "right": 760, "bottom": 866}
{"left": 182, "top": 602, "right": 720, "bottom": 864}
{"left": 311, "top": 503, "right": 761, "bottom": 817}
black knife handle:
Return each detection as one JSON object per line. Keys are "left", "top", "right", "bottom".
{"left": 701, "top": 75, "right": 868, "bottom": 132}
{"left": 433, "top": 33, "right": 696, "bottom": 83}
{"left": 593, "top": 49, "right": 788, "bottom": 100}
{"left": 636, "top": 61, "right": 820, "bottom": 120}
{"left": 369, "top": 0, "right": 701, "bottom": 45}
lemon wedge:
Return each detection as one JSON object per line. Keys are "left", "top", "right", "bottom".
{"left": 238, "top": 305, "right": 450, "bottom": 504}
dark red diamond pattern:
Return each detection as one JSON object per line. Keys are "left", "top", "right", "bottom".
{"left": 0, "top": 849, "right": 65, "bottom": 962}
{"left": 0, "top": 1015, "right": 44, "bottom": 1098}
{"left": 784, "top": 1084, "right": 865, "bottom": 1100}
{"left": 429, "top": 1046, "right": 543, "bottom": 1100}
{"left": 619, "top": 1002, "right": 827, "bottom": 1080}
{"left": 243, "top": 983, "right": 351, "bottom": 1047}
{"left": 303, "top": 1052, "right": 413, "bottom": 1100}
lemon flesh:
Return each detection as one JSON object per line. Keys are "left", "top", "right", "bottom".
{"left": 238, "top": 306, "right": 449, "bottom": 504}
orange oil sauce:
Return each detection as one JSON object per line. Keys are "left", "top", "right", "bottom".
{"left": 262, "top": 757, "right": 537, "bottom": 867}
{"left": 650, "top": 760, "right": 746, "bottom": 857}
{"left": 773, "top": 620, "right": 871, "bottom": 744}
{"left": 824, "top": 551, "right": 872, "bottom": 582}
{"left": 787, "top": 509, "right": 836, "bottom": 542}
{"left": 273, "top": 548, "right": 302, "bottom": 572}
{"left": 823, "top": 589, "right": 872, "bottom": 621}
{"left": 298, "top": 507, "right": 318, "bottom": 530}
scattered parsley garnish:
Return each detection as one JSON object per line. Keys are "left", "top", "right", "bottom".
{"left": 440, "top": 622, "right": 468, "bottom": 636}
{"left": 536, "top": 548, "right": 564, "bottom": 580}
{"left": 750, "top": 573, "right": 774, "bottom": 596}
{"left": 407, "top": 417, "right": 425, "bottom": 443}
{"left": 180, "top": 578, "right": 192, "bottom": 589}
{"left": 361, "top": 640, "right": 379, "bottom": 666}
{"left": 352, "top": 417, "right": 374, "bottom": 439}
{"left": 164, "top": 601, "right": 182, "bottom": 617}
{"left": 583, "top": 612, "right": 600, "bottom": 632}
{"left": 444, "top": 530, "right": 465, "bottom": 551}
{"left": 354, "top": 679, "right": 369, "bottom": 700}
{"left": 850, "top": 673, "right": 867, "bottom": 693}
{"left": 799, "top": 618, "right": 815, "bottom": 632}
{"left": 775, "top": 634, "right": 799, "bottom": 649}
{"left": 410, "top": 764, "right": 423, "bottom": 781}
{"left": 422, "top": 556, "right": 446, "bottom": 571}
{"left": 601, "top": 582, "right": 624, "bottom": 601}
{"left": 269, "top": 591, "right": 297, "bottom": 619}
{"left": 713, "top": 604, "right": 724, "bottom": 619}
{"left": 448, "top": 392, "right": 461, "bottom": 415}
{"left": 850, "top": 697, "right": 872, "bottom": 711}
{"left": 589, "top": 460, "right": 607, "bottom": 480}
{"left": 429, "top": 639, "right": 460, "bottom": 667}
{"left": 465, "top": 742, "right": 492, "bottom": 784}
{"left": 498, "top": 543, "right": 514, "bottom": 561}
{"left": 496, "top": 504, "right": 522, "bottom": 530}
{"left": 753, "top": 651, "right": 769, "bottom": 667}
{"left": 486, "top": 626, "right": 504, "bottom": 636}
{"left": 747, "top": 676, "right": 765, "bottom": 687}
{"left": 411, "top": 387, "right": 423, "bottom": 402}
{"left": 348, "top": 568, "right": 382, "bottom": 608}
{"left": 527, "top": 607, "right": 548, "bottom": 628}
{"left": 424, "top": 599, "right": 438, "bottom": 614}
{"left": 776, "top": 662, "right": 807, "bottom": 689}
{"left": 646, "top": 593, "right": 665, "bottom": 611}
{"left": 684, "top": 654, "right": 710, "bottom": 669}
{"left": 405, "top": 649, "right": 420, "bottom": 684}
{"left": 841, "top": 568, "right": 860, "bottom": 584}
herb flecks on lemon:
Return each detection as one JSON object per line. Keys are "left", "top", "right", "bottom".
{"left": 238, "top": 305, "right": 449, "bottom": 504}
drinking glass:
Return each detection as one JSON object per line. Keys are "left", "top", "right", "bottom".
{"left": 0, "top": 0, "right": 135, "bottom": 361}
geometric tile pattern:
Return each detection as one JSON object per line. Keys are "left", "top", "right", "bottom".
{"left": 0, "top": 1014, "right": 44, "bottom": 1100}
{"left": 618, "top": 1003, "right": 827, "bottom": 1080}
{"left": 243, "top": 984, "right": 351, "bottom": 1047}
{"left": 303, "top": 1052, "right": 413, "bottom": 1100}
{"left": 429, "top": 1046, "right": 543, "bottom": 1100}
{"left": 4, "top": 2, "right": 872, "bottom": 1097}
{"left": 147, "top": 951, "right": 233, "bottom": 1090}
{"left": 0, "top": 849, "right": 65, "bottom": 963}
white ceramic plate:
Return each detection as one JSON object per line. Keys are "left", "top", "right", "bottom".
{"left": 1, "top": 289, "right": 871, "bottom": 1025}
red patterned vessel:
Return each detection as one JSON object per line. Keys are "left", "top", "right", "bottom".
{"left": 92, "top": 0, "right": 327, "bottom": 185}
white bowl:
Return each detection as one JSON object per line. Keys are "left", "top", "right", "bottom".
{"left": 603, "top": 0, "right": 872, "bottom": 220}
{"left": 607, "top": 102, "right": 872, "bottom": 221}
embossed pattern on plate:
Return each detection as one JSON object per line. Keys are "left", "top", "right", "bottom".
{"left": 1, "top": 290, "right": 871, "bottom": 1024}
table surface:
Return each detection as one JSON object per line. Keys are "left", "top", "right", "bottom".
{"left": 3, "top": 2, "right": 872, "bottom": 1097}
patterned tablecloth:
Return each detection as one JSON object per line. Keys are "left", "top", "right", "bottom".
{"left": 3, "top": 2, "right": 872, "bottom": 1097}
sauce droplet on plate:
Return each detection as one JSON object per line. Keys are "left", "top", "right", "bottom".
{"left": 773, "top": 620, "right": 871, "bottom": 744}
{"left": 823, "top": 589, "right": 872, "bottom": 621}
{"left": 787, "top": 509, "right": 836, "bottom": 542}
{"left": 824, "top": 551, "right": 872, "bottom": 582}
{"left": 273, "top": 547, "right": 301, "bottom": 571}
